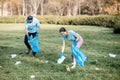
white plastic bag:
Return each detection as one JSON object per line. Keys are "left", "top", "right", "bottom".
{"left": 11, "top": 54, "right": 17, "bottom": 58}
{"left": 109, "top": 53, "right": 116, "bottom": 58}
{"left": 15, "top": 61, "right": 21, "bottom": 65}
{"left": 30, "top": 75, "right": 35, "bottom": 78}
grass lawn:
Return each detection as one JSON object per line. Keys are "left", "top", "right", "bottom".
{"left": 0, "top": 24, "right": 120, "bottom": 80}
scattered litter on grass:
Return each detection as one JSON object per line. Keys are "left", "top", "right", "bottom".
{"left": 30, "top": 75, "right": 35, "bottom": 78}
{"left": 109, "top": 53, "right": 116, "bottom": 58}
{"left": 103, "top": 56, "right": 107, "bottom": 58}
{"left": 15, "top": 61, "right": 21, "bottom": 65}
{"left": 94, "top": 59, "right": 98, "bottom": 62}
{"left": 11, "top": 54, "right": 17, "bottom": 58}
{"left": 45, "top": 60, "right": 48, "bottom": 63}
{"left": 95, "top": 68, "right": 100, "bottom": 70}
{"left": 66, "top": 65, "right": 70, "bottom": 72}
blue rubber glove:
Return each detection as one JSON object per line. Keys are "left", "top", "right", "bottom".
{"left": 36, "top": 32, "right": 39, "bottom": 37}
{"left": 59, "top": 52, "right": 64, "bottom": 59}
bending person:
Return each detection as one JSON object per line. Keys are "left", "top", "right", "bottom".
{"left": 59, "top": 27, "right": 87, "bottom": 69}
{"left": 24, "top": 15, "right": 40, "bottom": 57}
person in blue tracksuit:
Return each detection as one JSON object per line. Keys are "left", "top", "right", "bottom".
{"left": 59, "top": 27, "right": 87, "bottom": 69}
{"left": 24, "top": 15, "right": 40, "bottom": 57}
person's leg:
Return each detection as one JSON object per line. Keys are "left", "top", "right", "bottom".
{"left": 71, "top": 57, "right": 76, "bottom": 69}
{"left": 32, "top": 52, "right": 36, "bottom": 58}
{"left": 24, "top": 34, "right": 31, "bottom": 54}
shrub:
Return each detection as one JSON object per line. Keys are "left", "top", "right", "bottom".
{"left": 113, "top": 14, "right": 120, "bottom": 34}
{"left": 0, "top": 15, "right": 116, "bottom": 29}
{"left": 114, "top": 23, "right": 120, "bottom": 34}
{"left": 0, "top": 16, "right": 26, "bottom": 23}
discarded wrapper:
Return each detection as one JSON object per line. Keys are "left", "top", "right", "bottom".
{"left": 15, "top": 61, "right": 21, "bottom": 65}
{"left": 66, "top": 65, "right": 70, "bottom": 72}
{"left": 109, "top": 53, "right": 116, "bottom": 58}
{"left": 30, "top": 75, "right": 35, "bottom": 78}
{"left": 45, "top": 61, "right": 48, "bottom": 63}
{"left": 11, "top": 54, "right": 17, "bottom": 58}
{"left": 95, "top": 68, "right": 100, "bottom": 70}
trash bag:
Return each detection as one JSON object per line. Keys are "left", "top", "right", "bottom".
{"left": 28, "top": 33, "right": 40, "bottom": 52}
{"left": 71, "top": 40, "right": 87, "bottom": 66}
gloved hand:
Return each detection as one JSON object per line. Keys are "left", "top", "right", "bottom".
{"left": 35, "top": 32, "right": 39, "bottom": 38}
{"left": 59, "top": 52, "right": 64, "bottom": 59}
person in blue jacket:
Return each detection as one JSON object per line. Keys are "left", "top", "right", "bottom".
{"left": 59, "top": 27, "right": 87, "bottom": 69}
{"left": 24, "top": 15, "right": 40, "bottom": 57}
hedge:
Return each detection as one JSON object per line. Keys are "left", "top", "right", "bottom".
{"left": 0, "top": 15, "right": 119, "bottom": 29}
{"left": 113, "top": 15, "right": 120, "bottom": 34}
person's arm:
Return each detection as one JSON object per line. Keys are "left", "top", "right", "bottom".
{"left": 37, "top": 19, "right": 40, "bottom": 33}
{"left": 61, "top": 40, "right": 65, "bottom": 53}
{"left": 25, "top": 27, "right": 28, "bottom": 35}
{"left": 38, "top": 26, "right": 40, "bottom": 32}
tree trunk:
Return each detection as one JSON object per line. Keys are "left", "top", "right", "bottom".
{"left": 40, "top": 0, "right": 43, "bottom": 16}
{"left": 67, "top": 8, "right": 71, "bottom": 16}
{"left": 10, "top": 2, "right": 13, "bottom": 16}
{"left": 30, "top": 0, "right": 41, "bottom": 16}
{"left": 1, "top": 3, "right": 4, "bottom": 16}
{"left": 67, "top": 1, "right": 71, "bottom": 16}
{"left": 73, "top": 0, "right": 78, "bottom": 16}
{"left": 97, "top": 0, "right": 102, "bottom": 14}
{"left": 18, "top": 6, "right": 21, "bottom": 16}
{"left": 89, "top": 0, "right": 95, "bottom": 15}
{"left": 25, "top": 3, "right": 27, "bottom": 16}
{"left": 22, "top": 0, "right": 25, "bottom": 16}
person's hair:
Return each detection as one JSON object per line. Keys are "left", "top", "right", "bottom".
{"left": 59, "top": 27, "right": 67, "bottom": 32}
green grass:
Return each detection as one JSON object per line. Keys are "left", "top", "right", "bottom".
{"left": 0, "top": 24, "right": 120, "bottom": 80}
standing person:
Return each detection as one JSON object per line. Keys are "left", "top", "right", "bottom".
{"left": 24, "top": 15, "right": 40, "bottom": 57}
{"left": 58, "top": 27, "right": 87, "bottom": 69}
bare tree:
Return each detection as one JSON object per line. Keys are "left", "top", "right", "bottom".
{"left": 0, "top": 0, "right": 120, "bottom": 16}
{"left": 96, "top": 0, "right": 102, "bottom": 14}
{"left": 0, "top": 0, "right": 6, "bottom": 16}
{"left": 22, "top": 0, "right": 25, "bottom": 16}
{"left": 72, "top": 0, "right": 78, "bottom": 16}
{"left": 66, "top": 0, "right": 72, "bottom": 16}
{"left": 30, "top": 0, "right": 41, "bottom": 15}
{"left": 40, "top": 0, "right": 44, "bottom": 16}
